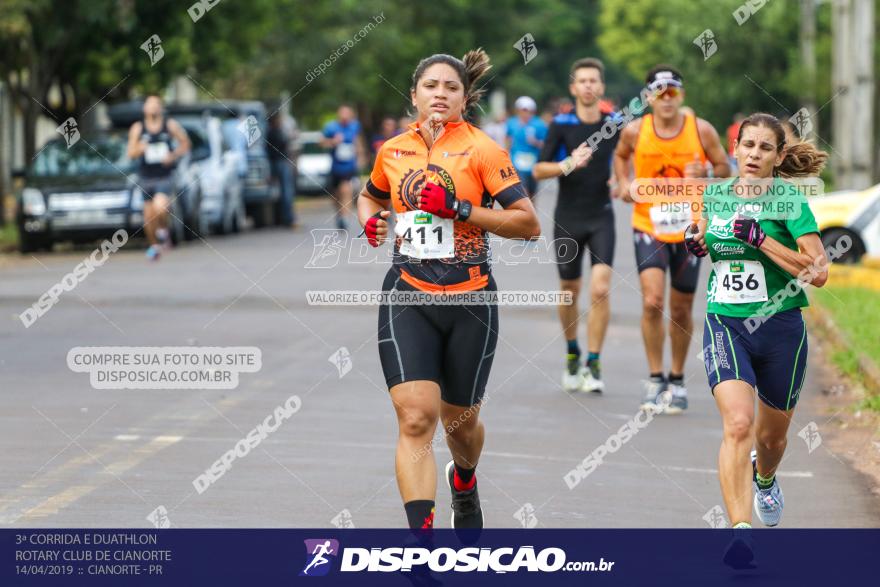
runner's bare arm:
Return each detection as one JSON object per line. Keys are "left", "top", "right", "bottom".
{"left": 533, "top": 142, "right": 591, "bottom": 180}
{"left": 760, "top": 232, "right": 828, "bottom": 287}
{"left": 357, "top": 189, "right": 390, "bottom": 219}
{"left": 697, "top": 118, "right": 730, "bottom": 177}
{"left": 127, "top": 122, "right": 145, "bottom": 159}
{"left": 464, "top": 196, "right": 540, "bottom": 240}
{"left": 167, "top": 119, "right": 191, "bottom": 160}
{"left": 356, "top": 190, "right": 391, "bottom": 245}
{"left": 356, "top": 133, "right": 368, "bottom": 171}
{"left": 612, "top": 121, "right": 638, "bottom": 201}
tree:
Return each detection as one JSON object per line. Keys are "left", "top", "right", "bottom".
{"left": 596, "top": 0, "right": 834, "bottom": 137}
{"left": 0, "top": 0, "right": 272, "bottom": 161}
{"left": 217, "top": 0, "right": 610, "bottom": 134}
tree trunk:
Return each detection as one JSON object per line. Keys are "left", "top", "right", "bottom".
{"left": 23, "top": 100, "right": 39, "bottom": 163}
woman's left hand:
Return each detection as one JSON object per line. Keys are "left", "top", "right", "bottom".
{"left": 418, "top": 181, "right": 459, "bottom": 219}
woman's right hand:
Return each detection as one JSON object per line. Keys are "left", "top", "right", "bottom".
{"left": 684, "top": 222, "right": 708, "bottom": 257}
{"left": 364, "top": 210, "right": 391, "bottom": 247}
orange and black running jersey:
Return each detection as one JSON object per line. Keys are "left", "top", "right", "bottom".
{"left": 632, "top": 113, "right": 707, "bottom": 243}
{"left": 366, "top": 120, "right": 527, "bottom": 292}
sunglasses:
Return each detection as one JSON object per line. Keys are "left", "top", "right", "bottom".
{"left": 657, "top": 88, "right": 682, "bottom": 100}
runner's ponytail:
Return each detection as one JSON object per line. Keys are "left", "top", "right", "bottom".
{"left": 777, "top": 140, "right": 828, "bottom": 178}
{"left": 461, "top": 48, "right": 491, "bottom": 116}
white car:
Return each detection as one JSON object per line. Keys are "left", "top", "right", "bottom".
{"left": 809, "top": 183, "right": 880, "bottom": 263}
{"left": 295, "top": 131, "right": 332, "bottom": 194}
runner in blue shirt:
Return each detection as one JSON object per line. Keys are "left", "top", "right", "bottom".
{"left": 322, "top": 105, "right": 365, "bottom": 230}
{"left": 506, "top": 96, "right": 547, "bottom": 198}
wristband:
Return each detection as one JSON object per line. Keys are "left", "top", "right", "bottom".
{"left": 456, "top": 199, "right": 473, "bottom": 222}
{"left": 559, "top": 157, "right": 576, "bottom": 176}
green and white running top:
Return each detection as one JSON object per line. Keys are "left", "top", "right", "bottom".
{"left": 702, "top": 177, "right": 819, "bottom": 318}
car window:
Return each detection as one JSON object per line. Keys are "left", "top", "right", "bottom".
{"left": 31, "top": 137, "right": 133, "bottom": 177}
{"left": 223, "top": 118, "right": 266, "bottom": 155}
{"left": 185, "top": 127, "right": 211, "bottom": 160}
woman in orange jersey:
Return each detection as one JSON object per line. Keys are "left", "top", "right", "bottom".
{"left": 356, "top": 49, "right": 540, "bottom": 535}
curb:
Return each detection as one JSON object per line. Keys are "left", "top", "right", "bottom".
{"left": 805, "top": 303, "right": 880, "bottom": 396}
{"left": 827, "top": 263, "right": 880, "bottom": 292}
{"left": 861, "top": 256, "right": 880, "bottom": 270}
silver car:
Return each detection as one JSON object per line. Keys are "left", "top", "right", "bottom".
{"left": 177, "top": 115, "right": 246, "bottom": 235}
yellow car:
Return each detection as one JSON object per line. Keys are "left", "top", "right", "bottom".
{"left": 809, "top": 183, "right": 880, "bottom": 264}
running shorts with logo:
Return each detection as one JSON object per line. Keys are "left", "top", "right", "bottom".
{"left": 703, "top": 309, "right": 807, "bottom": 410}
{"left": 631, "top": 112, "right": 708, "bottom": 290}
{"left": 367, "top": 120, "right": 526, "bottom": 404}
{"left": 700, "top": 177, "right": 819, "bottom": 410}
{"left": 539, "top": 112, "right": 620, "bottom": 278}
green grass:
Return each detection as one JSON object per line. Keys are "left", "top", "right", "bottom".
{"left": 812, "top": 286, "right": 880, "bottom": 411}
{"left": 0, "top": 222, "right": 18, "bottom": 252}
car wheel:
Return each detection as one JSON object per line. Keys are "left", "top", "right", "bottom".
{"left": 219, "top": 207, "right": 235, "bottom": 234}
{"left": 821, "top": 228, "right": 865, "bottom": 264}
{"left": 170, "top": 201, "right": 186, "bottom": 246}
{"left": 232, "top": 202, "right": 245, "bottom": 234}
{"left": 184, "top": 208, "right": 203, "bottom": 241}
{"left": 19, "top": 231, "right": 48, "bottom": 253}
{"left": 251, "top": 201, "right": 275, "bottom": 228}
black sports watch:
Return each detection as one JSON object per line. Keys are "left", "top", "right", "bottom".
{"left": 456, "top": 199, "right": 472, "bottom": 221}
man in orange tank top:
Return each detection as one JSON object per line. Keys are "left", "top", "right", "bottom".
{"left": 613, "top": 65, "right": 730, "bottom": 414}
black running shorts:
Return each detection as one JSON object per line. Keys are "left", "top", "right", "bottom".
{"left": 633, "top": 229, "right": 701, "bottom": 293}
{"left": 553, "top": 208, "right": 615, "bottom": 280}
{"left": 377, "top": 268, "right": 498, "bottom": 407}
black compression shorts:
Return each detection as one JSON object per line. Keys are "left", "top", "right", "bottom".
{"left": 377, "top": 268, "right": 498, "bottom": 407}
{"left": 553, "top": 208, "right": 615, "bottom": 280}
{"left": 633, "top": 229, "right": 701, "bottom": 293}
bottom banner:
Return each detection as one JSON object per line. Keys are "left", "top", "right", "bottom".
{"left": 3, "top": 529, "right": 878, "bottom": 586}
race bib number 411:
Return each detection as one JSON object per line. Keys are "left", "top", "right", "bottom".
{"left": 713, "top": 260, "right": 768, "bottom": 303}
{"left": 396, "top": 211, "right": 454, "bottom": 259}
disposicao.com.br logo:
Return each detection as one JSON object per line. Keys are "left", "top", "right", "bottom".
{"left": 299, "top": 539, "right": 614, "bottom": 575}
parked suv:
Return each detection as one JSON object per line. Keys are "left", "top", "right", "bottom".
{"left": 14, "top": 132, "right": 185, "bottom": 252}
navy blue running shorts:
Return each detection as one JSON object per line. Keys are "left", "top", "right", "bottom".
{"left": 702, "top": 308, "right": 808, "bottom": 411}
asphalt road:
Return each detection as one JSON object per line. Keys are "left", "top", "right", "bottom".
{"left": 1, "top": 182, "right": 878, "bottom": 529}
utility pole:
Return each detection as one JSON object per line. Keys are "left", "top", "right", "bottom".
{"left": 850, "top": 0, "right": 874, "bottom": 188}
{"left": 832, "top": 0, "right": 853, "bottom": 187}
{"left": 800, "top": 0, "right": 818, "bottom": 133}
{"left": 0, "top": 82, "right": 6, "bottom": 226}
{"left": 832, "top": 0, "right": 875, "bottom": 189}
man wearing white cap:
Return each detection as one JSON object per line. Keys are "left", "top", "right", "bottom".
{"left": 506, "top": 96, "right": 547, "bottom": 198}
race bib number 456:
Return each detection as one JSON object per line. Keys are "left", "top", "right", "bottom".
{"left": 713, "top": 260, "right": 768, "bottom": 303}
{"left": 396, "top": 211, "right": 454, "bottom": 259}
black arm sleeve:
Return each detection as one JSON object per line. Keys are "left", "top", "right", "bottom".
{"left": 493, "top": 183, "right": 528, "bottom": 208}
{"left": 365, "top": 179, "right": 390, "bottom": 199}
